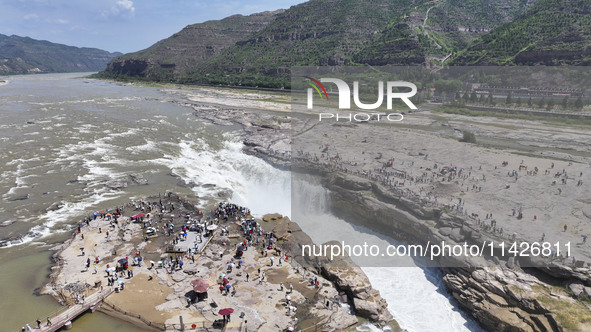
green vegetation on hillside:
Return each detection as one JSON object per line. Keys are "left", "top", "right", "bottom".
{"left": 100, "top": 0, "right": 541, "bottom": 88}
{"left": 97, "top": 0, "right": 591, "bottom": 87}
{"left": 453, "top": 0, "right": 591, "bottom": 65}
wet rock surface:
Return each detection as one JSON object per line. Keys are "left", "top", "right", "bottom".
{"left": 129, "top": 173, "right": 148, "bottom": 185}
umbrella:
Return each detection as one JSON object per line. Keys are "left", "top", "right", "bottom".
{"left": 118, "top": 258, "right": 128, "bottom": 264}
{"left": 223, "top": 278, "right": 229, "bottom": 285}
{"left": 286, "top": 295, "right": 291, "bottom": 301}
{"left": 219, "top": 308, "right": 234, "bottom": 316}
{"left": 206, "top": 224, "right": 218, "bottom": 231}
{"left": 191, "top": 279, "right": 209, "bottom": 293}
{"left": 237, "top": 245, "right": 247, "bottom": 252}
{"left": 133, "top": 213, "right": 145, "bottom": 219}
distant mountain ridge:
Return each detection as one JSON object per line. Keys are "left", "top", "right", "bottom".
{"left": 99, "top": 0, "right": 584, "bottom": 87}
{"left": 0, "top": 34, "right": 121, "bottom": 75}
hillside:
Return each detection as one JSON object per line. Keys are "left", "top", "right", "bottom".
{"left": 0, "top": 34, "right": 121, "bottom": 74}
{"left": 190, "top": 0, "right": 425, "bottom": 87}
{"left": 452, "top": 0, "right": 591, "bottom": 65}
{"left": 100, "top": 0, "right": 542, "bottom": 87}
{"left": 102, "top": 11, "right": 282, "bottom": 81}
{"left": 353, "top": 0, "right": 533, "bottom": 67}
{"left": 188, "top": 0, "right": 533, "bottom": 86}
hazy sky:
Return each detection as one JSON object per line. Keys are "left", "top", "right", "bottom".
{"left": 0, "top": 0, "right": 307, "bottom": 53}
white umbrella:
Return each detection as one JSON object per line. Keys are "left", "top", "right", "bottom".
{"left": 206, "top": 224, "right": 218, "bottom": 231}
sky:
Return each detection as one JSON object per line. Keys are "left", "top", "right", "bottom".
{"left": 0, "top": 0, "right": 307, "bottom": 53}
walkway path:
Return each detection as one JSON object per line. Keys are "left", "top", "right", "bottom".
{"left": 32, "top": 288, "right": 114, "bottom": 332}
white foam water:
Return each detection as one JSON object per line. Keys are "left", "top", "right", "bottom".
{"left": 2, "top": 188, "right": 120, "bottom": 248}
{"left": 154, "top": 138, "right": 291, "bottom": 217}
{"left": 290, "top": 176, "right": 482, "bottom": 332}
{"left": 151, "top": 138, "right": 479, "bottom": 331}
{"left": 166, "top": 143, "right": 480, "bottom": 331}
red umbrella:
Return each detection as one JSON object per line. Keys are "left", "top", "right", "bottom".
{"left": 133, "top": 213, "right": 145, "bottom": 219}
{"left": 191, "top": 279, "right": 209, "bottom": 293}
{"left": 377, "top": 152, "right": 382, "bottom": 155}
{"left": 219, "top": 308, "right": 234, "bottom": 316}
{"left": 222, "top": 278, "right": 229, "bottom": 285}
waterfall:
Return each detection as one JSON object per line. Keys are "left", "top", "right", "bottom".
{"left": 290, "top": 174, "right": 482, "bottom": 332}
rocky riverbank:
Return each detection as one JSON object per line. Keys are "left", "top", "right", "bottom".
{"left": 40, "top": 193, "right": 395, "bottom": 331}
{"left": 162, "top": 85, "right": 591, "bottom": 331}
{"left": 318, "top": 171, "right": 588, "bottom": 332}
